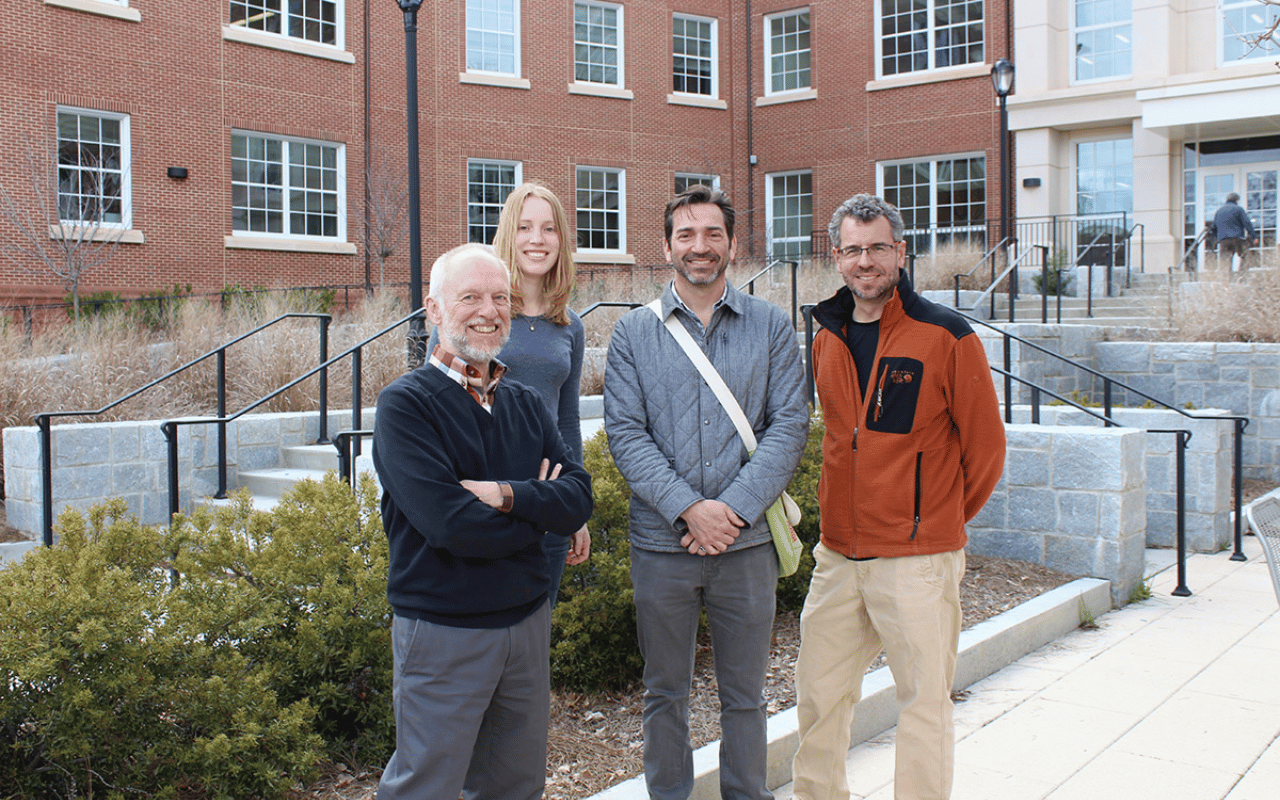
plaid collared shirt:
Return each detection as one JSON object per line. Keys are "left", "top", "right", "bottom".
{"left": 428, "top": 345, "right": 507, "bottom": 412}
{"left": 427, "top": 345, "right": 514, "bottom": 511}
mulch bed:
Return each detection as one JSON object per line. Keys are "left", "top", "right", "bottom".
{"left": 298, "top": 553, "right": 1076, "bottom": 800}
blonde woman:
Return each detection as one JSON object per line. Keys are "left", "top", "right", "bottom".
{"left": 431, "top": 182, "right": 590, "bottom": 598}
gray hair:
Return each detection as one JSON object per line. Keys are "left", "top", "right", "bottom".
{"left": 1226, "top": 192, "right": 1241, "bottom": 204}
{"left": 828, "top": 194, "right": 904, "bottom": 248}
{"left": 428, "top": 243, "right": 509, "bottom": 301}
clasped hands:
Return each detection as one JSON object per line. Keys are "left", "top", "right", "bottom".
{"left": 460, "top": 458, "right": 590, "bottom": 565}
{"left": 678, "top": 499, "right": 745, "bottom": 556}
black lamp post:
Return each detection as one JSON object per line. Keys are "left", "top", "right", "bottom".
{"left": 396, "top": 0, "right": 427, "bottom": 367}
{"left": 991, "top": 58, "right": 1015, "bottom": 251}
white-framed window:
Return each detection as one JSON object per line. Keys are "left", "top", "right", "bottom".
{"left": 766, "top": 170, "right": 813, "bottom": 258}
{"left": 764, "top": 9, "right": 811, "bottom": 95}
{"left": 575, "top": 166, "right": 625, "bottom": 252}
{"left": 1075, "top": 138, "right": 1133, "bottom": 215}
{"left": 467, "top": 159, "right": 522, "bottom": 244}
{"left": 1073, "top": 0, "right": 1132, "bottom": 82}
{"left": 1221, "top": 0, "right": 1280, "bottom": 63}
{"left": 229, "top": 0, "right": 341, "bottom": 47}
{"left": 45, "top": 0, "right": 141, "bottom": 22}
{"left": 673, "top": 14, "right": 717, "bottom": 97}
{"left": 574, "top": 1, "right": 623, "bottom": 87}
{"left": 57, "top": 107, "right": 131, "bottom": 228}
{"left": 467, "top": 0, "right": 520, "bottom": 76}
{"left": 231, "top": 132, "right": 345, "bottom": 239}
{"left": 879, "top": 155, "right": 986, "bottom": 253}
{"left": 878, "top": 0, "right": 984, "bottom": 78}
{"left": 674, "top": 173, "right": 720, "bottom": 194}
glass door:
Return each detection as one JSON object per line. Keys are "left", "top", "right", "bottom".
{"left": 1201, "top": 170, "right": 1236, "bottom": 267}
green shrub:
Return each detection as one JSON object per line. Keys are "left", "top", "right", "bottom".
{"left": 67, "top": 289, "right": 126, "bottom": 320}
{"left": 776, "top": 415, "right": 824, "bottom": 613}
{"left": 171, "top": 474, "right": 393, "bottom": 765}
{"left": 1031, "top": 267, "right": 1073, "bottom": 297}
{"left": 127, "top": 283, "right": 192, "bottom": 333}
{"left": 0, "top": 499, "right": 322, "bottom": 799}
{"left": 551, "top": 429, "right": 644, "bottom": 691}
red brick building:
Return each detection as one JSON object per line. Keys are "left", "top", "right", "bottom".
{"left": 0, "top": 0, "right": 1012, "bottom": 308}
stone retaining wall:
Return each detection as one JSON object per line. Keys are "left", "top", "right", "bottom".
{"left": 3, "top": 409, "right": 374, "bottom": 537}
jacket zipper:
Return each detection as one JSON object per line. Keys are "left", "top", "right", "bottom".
{"left": 874, "top": 367, "right": 890, "bottom": 423}
{"left": 911, "top": 452, "right": 922, "bottom": 540}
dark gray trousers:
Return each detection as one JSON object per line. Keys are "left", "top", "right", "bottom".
{"left": 377, "top": 601, "right": 551, "bottom": 800}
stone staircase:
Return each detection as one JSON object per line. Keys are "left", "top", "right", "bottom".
{"left": 229, "top": 442, "right": 352, "bottom": 511}
{"left": 990, "top": 271, "right": 1182, "bottom": 329}
{"left": 214, "top": 396, "right": 606, "bottom": 514}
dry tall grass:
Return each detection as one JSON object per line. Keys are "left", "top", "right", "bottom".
{"left": 1169, "top": 265, "right": 1280, "bottom": 342}
{"left": 0, "top": 291, "right": 415, "bottom": 496}
{"left": 912, "top": 240, "right": 994, "bottom": 292}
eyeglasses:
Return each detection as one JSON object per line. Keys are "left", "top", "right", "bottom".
{"left": 835, "top": 242, "right": 899, "bottom": 261}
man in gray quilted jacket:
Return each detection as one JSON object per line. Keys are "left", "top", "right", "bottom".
{"left": 604, "top": 184, "right": 809, "bottom": 800}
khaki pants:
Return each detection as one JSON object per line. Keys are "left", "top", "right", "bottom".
{"left": 792, "top": 543, "right": 965, "bottom": 800}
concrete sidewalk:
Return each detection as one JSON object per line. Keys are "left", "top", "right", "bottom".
{"left": 772, "top": 538, "right": 1280, "bottom": 800}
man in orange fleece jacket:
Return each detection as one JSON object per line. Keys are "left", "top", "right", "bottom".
{"left": 792, "top": 194, "right": 1006, "bottom": 800}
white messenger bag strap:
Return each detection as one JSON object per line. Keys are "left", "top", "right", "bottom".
{"left": 645, "top": 299, "right": 758, "bottom": 452}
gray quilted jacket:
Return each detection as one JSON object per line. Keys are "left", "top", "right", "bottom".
{"left": 603, "top": 281, "right": 809, "bottom": 552}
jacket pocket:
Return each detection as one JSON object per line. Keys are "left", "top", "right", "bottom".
{"left": 865, "top": 356, "right": 924, "bottom": 434}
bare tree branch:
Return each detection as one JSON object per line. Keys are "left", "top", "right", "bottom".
{"left": 0, "top": 133, "right": 131, "bottom": 319}
{"left": 1232, "top": 0, "right": 1280, "bottom": 65}
{"left": 362, "top": 144, "right": 407, "bottom": 290}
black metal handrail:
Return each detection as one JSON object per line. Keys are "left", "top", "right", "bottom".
{"left": 967, "top": 245, "right": 1049, "bottom": 322}
{"left": 1076, "top": 227, "right": 1124, "bottom": 313}
{"left": 158, "top": 308, "right": 426, "bottom": 523}
{"left": 579, "top": 300, "right": 643, "bottom": 318}
{"left": 34, "top": 312, "right": 331, "bottom": 546}
{"left": 738, "top": 259, "right": 799, "bottom": 328}
{"left": 969, "top": 312, "right": 1250, "bottom": 568}
{"left": 990, "top": 362, "right": 1198, "bottom": 594}
{"left": 1177, "top": 227, "right": 1213, "bottom": 273}
{"left": 334, "top": 429, "right": 375, "bottom": 485}
{"left": 952, "top": 237, "right": 1010, "bottom": 308}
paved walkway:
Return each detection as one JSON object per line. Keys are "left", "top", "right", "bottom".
{"left": 772, "top": 537, "right": 1280, "bottom": 800}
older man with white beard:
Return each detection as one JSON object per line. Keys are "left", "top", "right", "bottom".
{"left": 373, "top": 242, "right": 593, "bottom": 800}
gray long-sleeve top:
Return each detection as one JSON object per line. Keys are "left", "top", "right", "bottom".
{"left": 603, "top": 281, "right": 809, "bottom": 552}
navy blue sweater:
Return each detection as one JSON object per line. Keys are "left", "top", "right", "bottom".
{"left": 373, "top": 365, "right": 593, "bottom": 628}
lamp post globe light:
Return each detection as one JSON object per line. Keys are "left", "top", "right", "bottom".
{"left": 396, "top": 0, "right": 427, "bottom": 367}
{"left": 990, "top": 58, "right": 1015, "bottom": 253}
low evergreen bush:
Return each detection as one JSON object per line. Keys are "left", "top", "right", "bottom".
{"left": 551, "top": 429, "right": 643, "bottom": 691}
{"left": 776, "top": 415, "right": 825, "bottom": 613}
{"left": 172, "top": 474, "right": 393, "bottom": 766}
{"left": 0, "top": 499, "right": 323, "bottom": 799}
{"left": 0, "top": 421, "right": 828, "bottom": 793}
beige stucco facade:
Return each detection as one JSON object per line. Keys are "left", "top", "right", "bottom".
{"left": 1011, "top": 0, "right": 1280, "bottom": 273}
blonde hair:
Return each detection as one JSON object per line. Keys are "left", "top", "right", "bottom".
{"left": 492, "top": 182, "right": 577, "bottom": 325}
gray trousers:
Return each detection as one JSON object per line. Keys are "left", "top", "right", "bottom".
{"left": 376, "top": 601, "right": 551, "bottom": 800}
{"left": 630, "top": 542, "right": 778, "bottom": 800}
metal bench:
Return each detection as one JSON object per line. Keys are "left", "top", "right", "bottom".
{"left": 1244, "top": 495, "right": 1280, "bottom": 607}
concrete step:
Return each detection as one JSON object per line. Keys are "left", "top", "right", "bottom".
{"left": 283, "top": 443, "right": 341, "bottom": 471}
{"left": 223, "top": 399, "right": 604, "bottom": 514}
{"left": 237, "top": 466, "right": 331, "bottom": 500}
